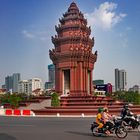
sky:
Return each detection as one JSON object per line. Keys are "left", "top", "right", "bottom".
{"left": 0, "top": 0, "right": 140, "bottom": 89}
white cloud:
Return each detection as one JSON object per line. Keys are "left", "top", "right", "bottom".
{"left": 21, "top": 29, "right": 50, "bottom": 41}
{"left": 22, "top": 30, "right": 35, "bottom": 38}
{"left": 85, "top": 2, "right": 127, "bottom": 30}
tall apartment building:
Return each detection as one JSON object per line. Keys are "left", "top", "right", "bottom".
{"left": 5, "top": 75, "right": 13, "bottom": 92}
{"left": 5, "top": 73, "right": 21, "bottom": 93}
{"left": 45, "top": 64, "right": 55, "bottom": 90}
{"left": 115, "top": 69, "right": 127, "bottom": 91}
{"left": 48, "top": 64, "right": 55, "bottom": 83}
{"left": 18, "top": 78, "right": 42, "bottom": 95}
{"left": 13, "top": 73, "right": 21, "bottom": 93}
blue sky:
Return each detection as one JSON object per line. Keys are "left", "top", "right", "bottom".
{"left": 0, "top": 0, "right": 140, "bottom": 89}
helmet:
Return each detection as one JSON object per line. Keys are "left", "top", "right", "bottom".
{"left": 123, "top": 104, "right": 129, "bottom": 109}
{"left": 98, "top": 107, "right": 103, "bottom": 113}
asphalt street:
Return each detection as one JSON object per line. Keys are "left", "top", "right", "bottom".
{"left": 0, "top": 116, "right": 139, "bottom": 140}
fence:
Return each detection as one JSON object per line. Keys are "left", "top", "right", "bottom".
{"left": 0, "top": 109, "right": 35, "bottom": 116}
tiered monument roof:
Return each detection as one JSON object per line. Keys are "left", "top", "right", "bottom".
{"left": 50, "top": 2, "right": 97, "bottom": 66}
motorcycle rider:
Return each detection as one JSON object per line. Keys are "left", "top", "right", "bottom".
{"left": 121, "top": 104, "right": 130, "bottom": 119}
{"left": 121, "top": 104, "right": 134, "bottom": 127}
{"left": 96, "top": 107, "right": 104, "bottom": 132}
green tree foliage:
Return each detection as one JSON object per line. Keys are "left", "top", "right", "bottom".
{"left": 51, "top": 92, "right": 60, "bottom": 107}
{"left": 112, "top": 91, "right": 140, "bottom": 104}
{"left": 0, "top": 93, "right": 23, "bottom": 108}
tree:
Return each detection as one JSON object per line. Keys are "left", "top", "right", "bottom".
{"left": 0, "top": 93, "right": 23, "bottom": 108}
{"left": 51, "top": 92, "right": 60, "bottom": 107}
{"left": 112, "top": 91, "right": 140, "bottom": 105}
{"left": 8, "top": 94, "right": 22, "bottom": 108}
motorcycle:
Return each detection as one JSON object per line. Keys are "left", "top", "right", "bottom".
{"left": 122, "top": 112, "right": 140, "bottom": 132}
{"left": 90, "top": 116, "right": 128, "bottom": 139}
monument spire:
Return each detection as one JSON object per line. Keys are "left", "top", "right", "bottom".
{"left": 68, "top": 1, "right": 79, "bottom": 11}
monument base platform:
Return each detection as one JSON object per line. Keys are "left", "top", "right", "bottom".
{"left": 32, "top": 95, "right": 140, "bottom": 116}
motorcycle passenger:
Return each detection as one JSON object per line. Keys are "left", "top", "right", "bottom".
{"left": 96, "top": 107, "right": 104, "bottom": 132}
{"left": 102, "top": 107, "right": 113, "bottom": 133}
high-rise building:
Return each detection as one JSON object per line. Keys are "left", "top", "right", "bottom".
{"left": 48, "top": 64, "right": 55, "bottom": 83}
{"left": 5, "top": 73, "right": 21, "bottom": 93}
{"left": 115, "top": 69, "right": 119, "bottom": 91}
{"left": 45, "top": 64, "right": 55, "bottom": 90}
{"left": 13, "top": 73, "right": 21, "bottom": 93}
{"left": 5, "top": 75, "right": 13, "bottom": 92}
{"left": 115, "top": 69, "right": 127, "bottom": 91}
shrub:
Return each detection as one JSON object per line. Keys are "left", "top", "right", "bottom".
{"left": 51, "top": 92, "right": 60, "bottom": 107}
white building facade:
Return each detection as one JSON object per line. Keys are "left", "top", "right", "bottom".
{"left": 18, "top": 80, "right": 28, "bottom": 94}
{"left": 18, "top": 78, "right": 42, "bottom": 95}
{"left": 28, "top": 78, "right": 42, "bottom": 94}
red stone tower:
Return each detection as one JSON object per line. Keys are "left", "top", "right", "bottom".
{"left": 49, "top": 2, "right": 97, "bottom": 96}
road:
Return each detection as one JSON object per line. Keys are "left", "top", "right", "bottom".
{"left": 0, "top": 116, "right": 139, "bottom": 140}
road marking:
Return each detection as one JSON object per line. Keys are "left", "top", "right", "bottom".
{"left": 1, "top": 124, "right": 34, "bottom": 127}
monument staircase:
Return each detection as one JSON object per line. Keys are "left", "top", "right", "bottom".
{"left": 32, "top": 95, "right": 140, "bottom": 116}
